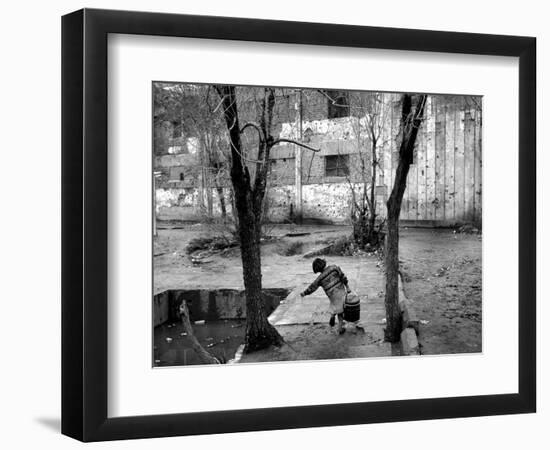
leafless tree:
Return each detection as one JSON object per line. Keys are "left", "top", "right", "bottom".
{"left": 215, "top": 85, "right": 319, "bottom": 352}
{"left": 318, "top": 90, "right": 390, "bottom": 250}
{"left": 347, "top": 92, "right": 391, "bottom": 249}
{"left": 154, "top": 83, "right": 231, "bottom": 221}
{"left": 384, "top": 93, "right": 427, "bottom": 342}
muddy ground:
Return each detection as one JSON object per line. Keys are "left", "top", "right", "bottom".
{"left": 153, "top": 223, "right": 349, "bottom": 294}
{"left": 154, "top": 222, "right": 482, "bottom": 359}
{"left": 241, "top": 323, "right": 398, "bottom": 364}
{"left": 399, "top": 227, "right": 482, "bottom": 355}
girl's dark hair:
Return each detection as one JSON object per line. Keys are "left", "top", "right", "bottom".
{"left": 312, "top": 258, "right": 326, "bottom": 273}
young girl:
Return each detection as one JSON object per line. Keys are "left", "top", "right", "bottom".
{"left": 300, "top": 258, "right": 350, "bottom": 334}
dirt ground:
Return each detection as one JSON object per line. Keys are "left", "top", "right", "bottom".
{"left": 241, "top": 324, "right": 399, "bottom": 364}
{"left": 154, "top": 222, "right": 482, "bottom": 360}
{"left": 399, "top": 228, "right": 482, "bottom": 355}
{"left": 153, "top": 223, "right": 349, "bottom": 294}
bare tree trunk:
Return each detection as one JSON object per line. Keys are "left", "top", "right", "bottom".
{"left": 216, "top": 85, "right": 283, "bottom": 352}
{"left": 239, "top": 204, "right": 283, "bottom": 351}
{"left": 384, "top": 187, "right": 402, "bottom": 342}
{"left": 384, "top": 94, "right": 427, "bottom": 342}
{"left": 228, "top": 188, "right": 238, "bottom": 233}
{"left": 178, "top": 300, "right": 220, "bottom": 364}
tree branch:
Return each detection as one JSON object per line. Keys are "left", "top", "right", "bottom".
{"left": 240, "top": 122, "right": 265, "bottom": 142}
{"left": 215, "top": 85, "right": 250, "bottom": 190}
{"left": 269, "top": 138, "right": 320, "bottom": 152}
{"left": 253, "top": 88, "right": 276, "bottom": 209}
{"left": 178, "top": 300, "right": 221, "bottom": 365}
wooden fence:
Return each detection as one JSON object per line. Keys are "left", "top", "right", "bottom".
{"left": 378, "top": 94, "right": 482, "bottom": 225}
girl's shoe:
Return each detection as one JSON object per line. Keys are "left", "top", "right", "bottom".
{"left": 329, "top": 315, "right": 335, "bottom": 327}
{"left": 338, "top": 327, "right": 346, "bottom": 335}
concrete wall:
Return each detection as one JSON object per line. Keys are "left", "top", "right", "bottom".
{"left": 265, "top": 183, "right": 357, "bottom": 224}
{"left": 157, "top": 182, "right": 362, "bottom": 224}
{"left": 156, "top": 186, "right": 234, "bottom": 221}
{"left": 153, "top": 289, "right": 290, "bottom": 326}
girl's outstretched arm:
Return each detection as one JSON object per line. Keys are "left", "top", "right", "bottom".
{"left": 301, "top": 273, "right": 322, "bottom": 296}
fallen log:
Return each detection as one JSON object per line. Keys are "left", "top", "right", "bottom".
{"left": 178, "top": 300, "right": 221, "bottom": 365}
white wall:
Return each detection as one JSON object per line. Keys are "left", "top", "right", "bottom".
{"left": 0, "top": 1, "right": 547, "bottom": 449}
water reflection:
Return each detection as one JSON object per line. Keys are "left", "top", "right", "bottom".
{"left": 154, "top": 319, "right": 246, "bottom": 366}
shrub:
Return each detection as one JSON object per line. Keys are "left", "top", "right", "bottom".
{"left": 277, "top": 241, "right": 304, "bottom": 256}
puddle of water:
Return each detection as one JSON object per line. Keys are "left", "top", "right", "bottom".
{"left": 152, "top": 288, "right": 290, "bottom": 366}
{"left": 154, "top": 319, "right": 245, "bottom": 366}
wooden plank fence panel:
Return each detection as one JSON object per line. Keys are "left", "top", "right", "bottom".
{"left": 454, "top": 97, "right": 466, "bottom": 221}
{"left": 444, "top": 98, "right": 456, "bottom": 221}
{"left": 474, "top": 102, "right": 482, "bottom": 224}
{"left": 407, "top": 144, "right": 418, "bottom": 221}
{"left": 363, "top": 93, "right": 481, "bottom": 225}
{"left": 416, "top": 123, "right": 427, "bottom": 221}
{"left": 425, "top": 96, "right": 436, "bottom": 220}
{"left": 464, "top": 104, "right": 476, "bottom": 221}
{"left": 434, "top": 96, "right": 446, "bottom": 220}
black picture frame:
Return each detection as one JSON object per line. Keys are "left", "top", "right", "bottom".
{"left": 61, "top": 8, "right": 536, "bottom": 442}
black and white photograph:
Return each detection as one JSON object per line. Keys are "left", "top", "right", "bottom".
{"left": 1, "top": 0, "right": 544, "bottom": 448}
{"left": 152, "top": 83, "right": 483, "bottom": 366}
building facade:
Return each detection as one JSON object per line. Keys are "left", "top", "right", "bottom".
{"left": 154, "top": 90, "right": 482, "bottom": 226}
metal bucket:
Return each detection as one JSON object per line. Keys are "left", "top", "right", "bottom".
{"left": 343, "top": 292, "right": 360, "bottom": 322}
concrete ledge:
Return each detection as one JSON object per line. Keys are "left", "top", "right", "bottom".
{"left": 398, "top": 273, "right": 419, "bottom": 335}
{"left": 400, "top": 328, "right": 420, "bottom": 355}
{"left": 398, "top": 271, "right": 421, "bottom": 356}
{"left": 399, "top": 219, "right": 466, "bottom": 228}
